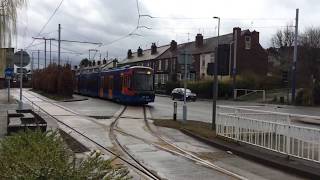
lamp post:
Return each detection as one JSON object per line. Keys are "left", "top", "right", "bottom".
{"left": 212, "top": 16, "right": 220, "bottom": 130}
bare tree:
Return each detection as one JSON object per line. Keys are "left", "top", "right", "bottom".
{"left": 0, "top": 0, "right": 27, "bottom": 48}
{"left": 271, "top": 26, "right": 295, "bottom": 48}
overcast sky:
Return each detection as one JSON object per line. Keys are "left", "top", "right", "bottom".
{"left": 14, "top": 0, "right": 320, "bottom": 67}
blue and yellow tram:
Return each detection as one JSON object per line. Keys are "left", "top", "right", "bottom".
{"left": 75, "top": 66, "right": 155, "bottom": 104}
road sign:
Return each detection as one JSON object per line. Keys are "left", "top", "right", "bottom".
{"left": 13, "top": 50, "right": 30, "bottom": 67}
{"left": 5, "top": 67, "right": 14, "bottom": 77}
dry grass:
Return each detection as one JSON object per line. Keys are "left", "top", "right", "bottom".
{"left": 153, "top": 119, "right": 216, "bottom": 139}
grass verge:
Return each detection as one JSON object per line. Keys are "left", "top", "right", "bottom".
{"left": 153, "top": 119, "right": 216, "bottom": 139}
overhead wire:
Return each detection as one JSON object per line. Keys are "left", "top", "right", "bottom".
{"left": 25, "top": 0, "right": 65, "bottom": 49}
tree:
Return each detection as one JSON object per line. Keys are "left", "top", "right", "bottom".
{"left": 0, "top": 0, "right": 27, "bottom": 48}
{"left": 80, "top": 58, "right": 90, "bottom": 67}
{"left": 271, "top": 26, "right": 295, "bottom": 48}
{"left": 0, "top": 130, "right": 130, "bottom": 179}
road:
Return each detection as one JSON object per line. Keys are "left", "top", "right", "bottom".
{"left": 150, "top": 95, "right": 320, "bottom": 128}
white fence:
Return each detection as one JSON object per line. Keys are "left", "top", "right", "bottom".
{"left": 216, "top": 106, "right": 320, "bottom": 163}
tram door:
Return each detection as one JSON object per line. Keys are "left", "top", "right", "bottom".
{"left": 109, "top": 76, "right": 113, "bottom": 99}
{"left": 99, "top": 76, "right": 104, "bottom": 98}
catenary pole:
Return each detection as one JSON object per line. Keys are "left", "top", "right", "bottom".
{"left": 212, "top": 17, "right": 220, "bottom": 129}
{"left": 292, "top": 8, "right": 299, "bottom": 104}
{"left": 58, "top": 24, "right": 61, "bottom": 66}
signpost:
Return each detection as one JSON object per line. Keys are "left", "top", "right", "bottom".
{"left": 5, "top": 67, "right": 14, "bottom": 103}
{"left": 13, "top": 50, "right": 30, "bottom": 109}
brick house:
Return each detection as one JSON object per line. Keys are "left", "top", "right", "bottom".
{"left": 120, "top": 27, "right": 268, "bottom": 88}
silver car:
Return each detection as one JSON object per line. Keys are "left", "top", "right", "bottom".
{"left": 171, "top": 88, "right": 197, "bottom": 101}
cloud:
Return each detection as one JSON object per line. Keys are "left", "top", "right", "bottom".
{"left": 13, "top": 0, "right": 320, "bottom": 67}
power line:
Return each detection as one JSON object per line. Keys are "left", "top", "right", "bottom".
{"left": 25, "top": 0, "right": 65, "bottom": 49}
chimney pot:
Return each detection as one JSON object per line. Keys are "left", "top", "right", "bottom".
{"left": 103, "top": 58, "right": 107, "bottom": 64}
{"left": 97, "top": 61, "right": 101, "bottom": 65}
{"left": 127, "top": 49, "right": 133, "bottom": 58}
{"left": 170, "top": 40, "right": 177, "bottom": 51}
{"left": 151, "top": 43, "right": 157, "bottom": 54}
{"left": 195, "top": 34, "right": 204, "bottom": 47}
{"left": 137, "top": 47, "right": 143, "bottom": 57}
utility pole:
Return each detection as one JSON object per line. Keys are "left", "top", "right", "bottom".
{"left": 31, "top": 52, "right": 34, "bottom": 74}
{"left": 233, "top": 28, "right": 238, "bottom": 100}
{"left": 183, "top": 49, "right": 187, "bottom": 122}
{"left": 58, "top": 24, "right": 61, "bottom": 66}
{"left": 212, "top": 16, "right": 220, "bottom": 130}
{"left": 292, "top": 8, "right": 299, "bottom": 104}
{"left": 49, "top": 39, "right": 52, "bottom": 64}
{"left": 44, "top": 39, "right": 47, "bottom": 68}
{"left": 37, "top": 50, "right": 40, "bottom": 69}
{"left": 19, "top": 49, "right": 23, "bottom": 110}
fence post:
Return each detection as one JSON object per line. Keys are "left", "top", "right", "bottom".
{"left": 286, "top": 115, "right": 291, "bottom": 158}
{"left": 263, "top": 90, "right": 266, "bottom": 102}
{"left": 234, "top": 89, "right": 237, "bottom": 100}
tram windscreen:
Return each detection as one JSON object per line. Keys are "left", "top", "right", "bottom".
{"left": 133, "top": 71, "right": 154, "bottom": 91}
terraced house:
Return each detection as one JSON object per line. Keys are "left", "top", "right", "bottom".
{"left": 120, "top": 27, "right": 268, "bottom": 90}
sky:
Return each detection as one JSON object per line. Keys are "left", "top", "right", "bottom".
{"left": 13, "top": 0, "right": 320, "bottom": 68}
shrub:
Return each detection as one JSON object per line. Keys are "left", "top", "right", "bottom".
{"left": 32, "top": 64, "right": 73, "bottom": 98}
{"left": 0, "top": 130, "right": 130, "bottom": 179}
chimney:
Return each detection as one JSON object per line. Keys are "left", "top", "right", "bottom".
{"left": 252, "top": 30, "right": 259, "bottom": 44}
{"left": 233, "top": 27, "right": 241, "bottom": 40}
{"left": 97, "top": 60, "right": 101, "bottom": 65}
{"left": 195, "top": 34, "right": 204, "bottom": 47}
{"left": 137, "top": 47, "right": 143, "bottom": 57}
{"left": 151, "top": 43, "right": 157, "bottom": 54}
{"left": 170, "top": 40, "right": 177, "bottom": 51}
{"left": 103, "top": 58, "right": 107, "bottom": 64}
{"left": 127, "top": 49, "right": 133, "bottom": 58}
{"left": 92, "top": 60, "right": 96, "bottom": 66}
{"left": 89, "top": 61, "right": 92, "bottom": 66}
{"left": 113, "top": 59, "right": 118, "bottom": 68}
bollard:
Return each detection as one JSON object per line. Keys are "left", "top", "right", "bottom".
{"left": 173, "top": 101, "right": 177, "bottom": 121}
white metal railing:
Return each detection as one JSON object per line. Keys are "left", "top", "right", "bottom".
{"left": 216, "top": 108, "right": 320, "bottom": 163}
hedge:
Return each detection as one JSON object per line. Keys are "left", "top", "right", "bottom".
{"left": 32, "top": 64, "right": 74, "bottom": 97}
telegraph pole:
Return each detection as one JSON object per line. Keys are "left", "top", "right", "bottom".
{"left": 58, "top": 24, "right": 61, "bottom": 66}
{"left": 212, "top": 16, "right": 220, "bottom": 130}
{"left": 292, "top": 8, "right": 299, "bottom": 104}
{"left": 44, "top": 39, "right": 47, "bottom": 68}
{"left": 37, "top": 50, "right": 40, "bottom": 69}
{"left": 50, "top": 39, "right": 52, "bottom": 64}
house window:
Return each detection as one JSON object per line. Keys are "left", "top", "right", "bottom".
{"left": 160, "top": 74, "right": 165, "bottom": 84}
{"left": 165, "top": 60, "right": 168, "bottom": 70}
{"left": 245, "top": 36, "right": 251, "bottom": 50}
{"left": 172, "top": 59, "right": 176, "bottom": 72}
{"left": 158, "top": 60, "right": 162, "bottom": 71}
{"left": 154, "top": 74, "right": 158, "bottom": 85}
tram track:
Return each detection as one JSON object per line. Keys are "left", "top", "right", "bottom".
{"left": 22, "top": 90, "right": 247, "bottom": 180}
{"left": 19, "top": 91, "right": 161, "bottom": 180}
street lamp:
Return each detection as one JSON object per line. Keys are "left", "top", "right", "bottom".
{"left": 212, "top": 16, "right": 220, "bottom": 130}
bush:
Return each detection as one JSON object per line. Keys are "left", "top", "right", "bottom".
{"left": 296, "top": 88, "right": 313, "bottom": 106}
{"left": 313, "top": 80, "right": 320, "bottom": 105}
{"left": 0, "top": 130, "right": 130, "bottom": 179}
{"left": 32, "top": 64, "right": 73, "bottom": 97}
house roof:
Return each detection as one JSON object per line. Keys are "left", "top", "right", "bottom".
{"left": 157, "top": 32, "right": 234, "bottom": 59}
{"left": 119, "top": 45, "right": 170, "bottom": 64}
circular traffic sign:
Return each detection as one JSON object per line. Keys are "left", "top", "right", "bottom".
{"left": 13, "top": 50, "right": 30, "bottom": 67}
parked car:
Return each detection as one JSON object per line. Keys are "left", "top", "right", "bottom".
{"left": 171, "top": 88, "right": 197, "bottom": 101}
